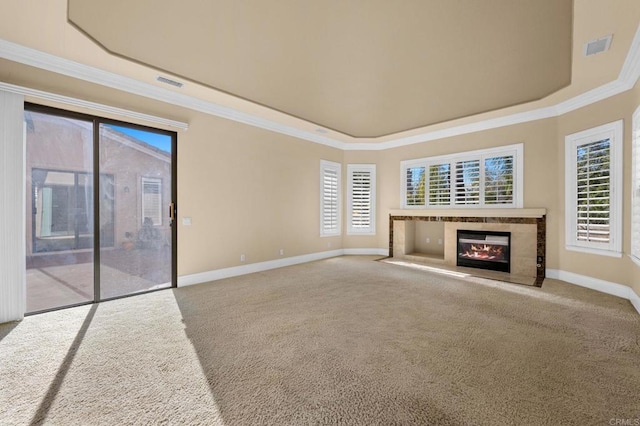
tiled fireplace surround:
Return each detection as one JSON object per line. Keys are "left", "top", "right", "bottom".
{"left": 389, "top": 209, "right": 546, "bottom": 286}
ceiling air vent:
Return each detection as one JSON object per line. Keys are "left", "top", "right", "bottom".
{"left": 156, "top": 76, "right": 184, "bottom": 88}
{"left": 583, "top": 35, "right": 613, "bottom": 57}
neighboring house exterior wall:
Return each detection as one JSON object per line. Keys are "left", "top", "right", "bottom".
{"left": 25, "top": 112, "right": 171, "bottom": 260}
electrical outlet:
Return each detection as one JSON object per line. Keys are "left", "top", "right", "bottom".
{"left": 240, "top": 253, "right": 245, "bottom": 262}
{"left": 279, "top": 249, "right": 284, "bottom": 256}
{"left": 182, "top": 217, "right": 192, "bottom": 226}
{"left": 438, "top": 239, "right": 443, "bottom": 245}
{"left": 426, "top": 237, "right": 430, "bottom": 243}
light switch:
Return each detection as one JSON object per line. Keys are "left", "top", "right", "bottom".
{"left": 182, "top": 217, "right": 192, "bottom": 226}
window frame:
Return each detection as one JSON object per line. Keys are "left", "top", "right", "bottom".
{"left": 141, "top": 176, "right": 163, "bottom": 227}
{"left": 631, "top": 108, "right": 640, "bottom": 265}
{"left": 564, "top": 120, "right": 623, "bottom": 257}
{"left": 320, "top": 160, "right": 342, "bottom": 237}
{"left": 347, "top": 164, "right": 376, "bottom": 236}
{"left": 400, "top": 143, "right": 523, "bottom": 209}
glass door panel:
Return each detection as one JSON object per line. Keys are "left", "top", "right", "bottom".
{"left": 98, "top": 123, "right": 174, "bottom": 299}
{"left": 25, "top": 110, "right": 95, "bottom": 312}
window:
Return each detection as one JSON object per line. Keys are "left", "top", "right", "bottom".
{"left": 454, "top": 159, "right": 480, "bottom": 205}
{"left": 484, "top": 155, "right": 514, "bottom": 205}
{"left": 320, "top": 160, "right": 341, "bottom": 236}
{"left": 31, "top": 168, "right": 114, "bottom": 252}
{"left": 428, "top": 163, "right": 450, "bottom": 205}
{"left": 142, "top": 177, "right": 162, "bottom": 226}
{"left": 632, "top": 108, "right": 640, "bottom": 263}
{"left": 347, "top": 164, "right": 376, "bottom": 235}
{"left": 405, "top": 166, "right": 425, "bottom": 206}
{"left": 565, "top": 120, "right": 622, "bottom": 257}
{"left": 400, "top": 143, "right": 523, "bottom": 209}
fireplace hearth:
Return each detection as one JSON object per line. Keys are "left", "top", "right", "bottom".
{"left": 457, "top": 230, "right": 511, "bottom": 273}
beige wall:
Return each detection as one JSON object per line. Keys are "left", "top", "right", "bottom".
{"left": 346, "top": 118, "right": 560, "bottom": 267}
{"left": 1, "top": 0, "right": 639, "bottom": 300}
{"left": 177, "top": 111, "right": 342, "bottom": 275}
{"left": 556, "top": 82, "right": 640, "bottom": 295}
{"left": 344, "top": 83, "right": 640, "bottom": 297}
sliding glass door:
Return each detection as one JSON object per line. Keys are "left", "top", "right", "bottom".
{"left": 25, "top": 110, "right": 95, "bottom": 312}
{"left": 25, "top": 105, "right": 176, "bottom": 313}
{"left": 98, "top": 123, "right": 174, "bottom": 299}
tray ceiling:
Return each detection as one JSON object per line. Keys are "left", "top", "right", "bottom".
{"left": 68, "top": 0, "right": 572, "bottom": 138}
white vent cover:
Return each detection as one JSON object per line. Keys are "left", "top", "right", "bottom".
{"left": 583, "top": 35, "right": 613, "bottom": 56}
{"left": 156, "top": 76, "right": 184, "bottom": 88}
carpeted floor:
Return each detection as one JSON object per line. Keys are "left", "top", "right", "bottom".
{"left": 1, "top": 256, "right": 639, "bottom": 425}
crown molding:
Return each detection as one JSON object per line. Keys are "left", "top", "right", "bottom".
{"left": 0, "top": 81, "right": 189, "bottom": 130}
{"left": 354, "top": 106, "right": 560, "bottom": 151}
{"left": 0, "top": 38, "right": 346, "bottom": 149}
{"left": 1, "top": 22, "right": 639, "bottom": 152}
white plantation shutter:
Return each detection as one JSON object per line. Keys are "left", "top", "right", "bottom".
{"left": 454, "top": 159, "right": 480, "bottom": 205}
{"left": 484, "top": 155, "right": 514, "bottom": 205}
{"left": 142, "top": 177, "right": 162, "bottom": 226}
{"left": 348, "top": 164, "right": 376, "bottom": 235}
{"left": 400, "top": 144, "right": 523, "bottom": 209}
{"left": 428, "top": 163, "right": 450, "bottom": 206}
{"left": 320, "top": 160, "right": 341, "bottom": 236}
{"left": 565, "top": 120, "right": 622, "bottom": 256}
{"left": 576, "top": 140, "right": 610, "bottom": 243}
{"left": 405, "top": 166, "right": 425, "bottom": 206}
{"left": 632, "top": 108, "right": 640, "bottom": 260}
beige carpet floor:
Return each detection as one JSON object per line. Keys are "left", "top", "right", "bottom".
{"left": 1, "top": 256, "right": 639, "bottom": 425}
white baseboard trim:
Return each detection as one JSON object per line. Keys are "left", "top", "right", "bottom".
{"left": 546, "top": 269, "right": 640, "bottom": 315}
{"left": 630, "top": 289, "right": 640, "bottom": 315}
{"left": 343, "top": 248, "right": 389, "bottom": 256}
{"left": 178, "top": 248, "right": 388, "bottom": 287}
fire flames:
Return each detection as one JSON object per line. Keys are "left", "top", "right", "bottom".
{"left": 461, "top": 244, "right": 504, "bottom": 261}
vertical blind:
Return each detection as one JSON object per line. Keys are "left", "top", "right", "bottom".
{"left": 632, "top": 119, "right": 640, "bottom": 258}
{"left": 0, "top": 90, "right": 26, "bottom": 322}
{"left": 575, "top": 139, "right": 611, "bottom": 244}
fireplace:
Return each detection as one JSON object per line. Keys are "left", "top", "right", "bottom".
{"left": 457, "top": 230, "right": 511, "bottom": 273}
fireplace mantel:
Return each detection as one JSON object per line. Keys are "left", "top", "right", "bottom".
{"left": 389, "top": 209, "right": 547, "bottom": 286}
{"left": 389, "top": 208, "right": 546, "bottom": 219}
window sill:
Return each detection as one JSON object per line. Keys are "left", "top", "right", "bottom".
{"left": 565, "top": 245, "right": 623, "bottom": 258}
{"left": 320, "top": 233, "right": 341, "bottom": 238}
{"left": 629, "top": 255, "right": 640, "bottom": 268}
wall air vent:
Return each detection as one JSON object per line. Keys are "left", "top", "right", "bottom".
{"left": 583, "top": 35, "right": 613, "bottom": 57}
{"left": 156, "top": 76, "right": 184, "bottom": 88}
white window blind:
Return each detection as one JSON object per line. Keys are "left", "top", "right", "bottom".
{"left": 576, "top": 139, "right": 611, "bottom": 243}
{"left": 400, "top": 144, "right": 522, "bottom": 209}
{"left": 428, "top": 163, "right": 450, "bottom": 206}
{"left": 405, "top": 166, "right": 425, "bottom": 206}
{"left": 142, "top": 177, "right": 162, "bottom": 226}
{"left": 565, "top": 120, "right": 622, "bottom": 257}
{"left": 347, "top": 164, "right": 376, "bottom": 235}
{"left": 632, "top": 107, "right": 640, "bottom": 261}
{"left": 485, "top": 155, "right": 514, "bottom": 205}
{"left": 454, "top": 159, "right": 481, "bottom": 205}
{"left": 320, "top": 160, "right": 341, "bottom": 236}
